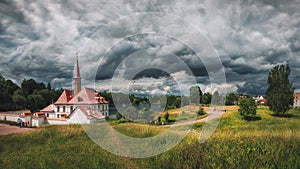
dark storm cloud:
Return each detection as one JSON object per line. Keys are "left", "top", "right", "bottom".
{"left": 0, "top": 0, "right": 300, "bottom": 95}
{"left": 95, "top": 34, "right": 208, "bottom": 81}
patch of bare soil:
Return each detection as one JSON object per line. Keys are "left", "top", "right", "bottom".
{"left": 0, "top": 123, "right": 35, "bottom": 136}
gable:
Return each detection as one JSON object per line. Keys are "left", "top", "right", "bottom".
{"left": 69, "top": 88, "right": 98, "bottom": 104}
{"left": 55, "top": 90, "right": 73, "bottom": 104}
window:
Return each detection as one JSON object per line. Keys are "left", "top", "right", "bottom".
{"left": 57, "top": 114, "right": 60, "bottom": 118}
{"left": 57, "top": 106, "right": 60, "bottom": 112}
{"left": 77, "top": 97, "right": 83, "bottom": 102}
{"left": 70, "top": 106, "right": 73, "bottom": 112}
{"left": 46, "top": 113, "right": 49, "bottom": 117}
{"left": 63, "top": 106, "right": 65, "bottom": 112}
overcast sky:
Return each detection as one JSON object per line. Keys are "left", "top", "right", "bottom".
{"left": 1, "top": 0, "right": 300, "bottom": 96}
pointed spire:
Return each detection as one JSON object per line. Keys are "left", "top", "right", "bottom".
{"left": 73, "top": 52, "right": 81, "bottom": 96}
{"left": 74, "top": 52, "right": 81, "bottom": 78}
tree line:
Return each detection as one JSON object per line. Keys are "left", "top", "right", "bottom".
{"left": 0, "top": 74, "right": 62, "bottom": 112}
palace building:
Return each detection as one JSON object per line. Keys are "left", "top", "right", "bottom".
{"left": 0, "top": 54, "right": 109, "bottom": 127}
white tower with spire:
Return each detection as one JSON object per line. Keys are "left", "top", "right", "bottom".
{"left": 73, "top": 53, "right": 81, "bottom": 96}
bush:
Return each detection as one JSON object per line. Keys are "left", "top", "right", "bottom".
{"left": 116, "top": 112, "right": 122, "bottom": 120}
{"left": 164, "top": 112, "right": 169, "bottom": 122}
{"left": 197, "top": 107, "right": 205, "bottom": 116}
{"left": 116, "top": 118, "right": 130, "bottom": 123}
{"left": 239, "top": 98, "right": 258, "bottom": 120}
{"left": 157, "top": 116, "right": 161, "bottom": 123}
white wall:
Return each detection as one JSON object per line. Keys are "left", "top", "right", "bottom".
{"left": 46, "top": 113, "right": 56, "bottom": 118}
{"left": 68, "top": 109, "right": 91, "bottom": 124}
{"left": 32, "top": 118, "right": 44, "bottom": 127}
{"left": 0, "top": 115, "right": 5, "bottom": 120}
{"left": 6, "top": 115, "right": 19, "bottom": 122}
{"left": 45, "top": 119, "right": 68, "bottom": 125}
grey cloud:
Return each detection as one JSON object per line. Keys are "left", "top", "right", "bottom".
{"left": 1, "top": 0, "right": 300, "bottom": 95}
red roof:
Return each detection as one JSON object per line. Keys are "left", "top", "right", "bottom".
{"left": 69, "top": 106, "right": 105, "bottom": 119}
{"left": 0, "top": 110, "right": 30, "bottom": 115}
{"left": 32, "top": 112, "right": 45, "bottom": 118}
{"left": 294, "top": 93, "right": 300, "bottom": 97}
{"left": 55, "top": 90, "right": 73, "bottom": 104}
{"left": 40, "top": 104, "right": 54, "bottom": 112}
{"left": 260, "top": 98, "right": 267, "bottom": 104}
{"left": 69, "top": 87, "right": 109, "bottom": 104}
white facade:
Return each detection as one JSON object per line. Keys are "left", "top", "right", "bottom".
{"left": 68, "top": 108, "right": 91, "bottom": 124}
{"left": 32, "top": 117, "right": 44, "bottom": 127}
{"left": 45, "top": 119, "right": 68, "bottom": 125}
{"left": 294, "top": 94, "right": 300, "bottom": 108}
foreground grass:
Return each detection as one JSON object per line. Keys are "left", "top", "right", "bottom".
{"left": 0, "top": 106, "right": 299, "bottom": 169}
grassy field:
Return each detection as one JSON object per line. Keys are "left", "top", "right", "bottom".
{"left": 0, "top": 106, "right": 299, "bottom": 169}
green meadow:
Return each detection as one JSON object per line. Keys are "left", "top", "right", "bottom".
{"left": 0, "top": 106, "right": 299, "bottom": 169}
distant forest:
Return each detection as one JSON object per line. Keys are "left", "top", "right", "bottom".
{"left": 0, "top": 74, "right": 63, "bottom": 112}
{"left": 1, "top": 74, "right": 244, "bottom": 113}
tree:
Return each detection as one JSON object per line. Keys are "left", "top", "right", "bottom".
{"left": 225, "top": 93, "right": 239, "bottom": 105}
{"left": 197, "top": 107, "right": 205, "bottom": 116}
{"left": 202, "top": 92, "right": 212, "bottom": 104}
{"left": 2, "top": 79, "right": 19, "bottom": 95}
{"left": 47, "top": 83, "right": 52, "bottom": 90}
{"left": 13, "top": 95, "right": 27, "bottom": 109}
{"left": 116, "top": 112, "right": 122, "bottom": 120}
{"left": 211, "top": 91, "right": 224, "bottom": 105}
{"left": 266, "top": 64, "right": 294, "bottom": 115}
{"left": 157, "top": 116, "right": 161, "bottom": 123}
{"left": 0, "top": 91, "right": 15, "bottom": 111}
{"left": 164, "top": 112, "right": 169, "bottom": 122}
{"left": 239, "top": 98, "right": 257, "bottom": 119}
{"left": 189, "top": 86, "right": 202, "bottom": 105}
{"left": 27, "top": 94, "right": 45, "bottom": 112}
{"left": 0, "top": 74, "right": 15, "bottom": 111}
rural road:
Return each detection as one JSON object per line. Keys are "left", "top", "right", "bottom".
{"left": 0, "top": 123, "right": 34, "bottom": 135}
{"left": 164, "top": 110, "right": 225, "bottom": 127}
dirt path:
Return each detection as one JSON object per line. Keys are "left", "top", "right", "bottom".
{"left": 0, "top": 123, "right": 35, "bottom": 136}
{"left": 162, "top": 110, "right": 225, "bottom": 127}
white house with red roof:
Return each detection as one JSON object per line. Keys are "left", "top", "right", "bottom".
{"left": 253, "top": 96, "right": 267, "bottom": 104}
{"left": 293, "top": 93, "right": 300, "bottom": 108}
{"left": 39, "top": 54, "right": 109, "bottom": 125}
{"left": 1, "top": 55, "right": 109, "bottom": 127}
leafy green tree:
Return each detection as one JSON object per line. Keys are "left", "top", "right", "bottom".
{"left": 197, "top": 107, "right": 205, "bottom": 116}
{"left": 21, "top": 79, "right": 46, "bottom": 96}
{"left": 157, "top": 116, "right": 161, "bottom": 123}
{"left": 13, "top": 89, "right": 26, "bottom": 97}
{"left": 0, "top": 91, "right": 15, "bottom": 111}
{"left": 202, "top": 93, "right": 212, "bottom": 104}
{"left": 13, "top": 95, "right": 27, "bottom": 109}
{"left": 0, "top": 74, "right": 15, "bottom": 111}
{"left": 239, "top": 98, "right": 257, "bottom": 118}
{"left": 266, "top": 65, "right": 294, "bottom": 115}
{"left": 34, "top": 89, "right": 52, "bottom": 106}
{"left": 225, "top": 93, "right": 239, "bottom": 105}
{"left": 47, "top": 83, "right": 51, "bottom": 90}
{"left": 166, "top": 95, "right": 181, "bottom": 109}
{"left": 2, "top": 79, "right": 19, "bottom": 95}
{"left": 116, "top": 112, "right": 122, "bottom": 120}
{"left": 212, "top": 91, "right": 224, "bottom": 105}
{"left": 27, "top": 94, "right": 45, "bottom": 112}
{"left": 164, "top": 112, "right": 169, "bottom": 122}
{"left": 189, "top": 86, "right": 202, "bottom": 105}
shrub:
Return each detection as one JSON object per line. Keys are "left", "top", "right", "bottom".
{"left": 239, "top": 98, "right": 258, "bottom": 120}
{"left": 164, "top": 112, "right": 169, "bottom": 122}
{"left": 116, "top": 112, "right": 122, "bottom": 120}
{"left": 197, "top": 107, "right": 205, "bottom": 116}
{"left": 157, "top": 116, "right": 161, "bottom": 123}
{"left": 117, "top": 118, "right": 130, "bottom": 123}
